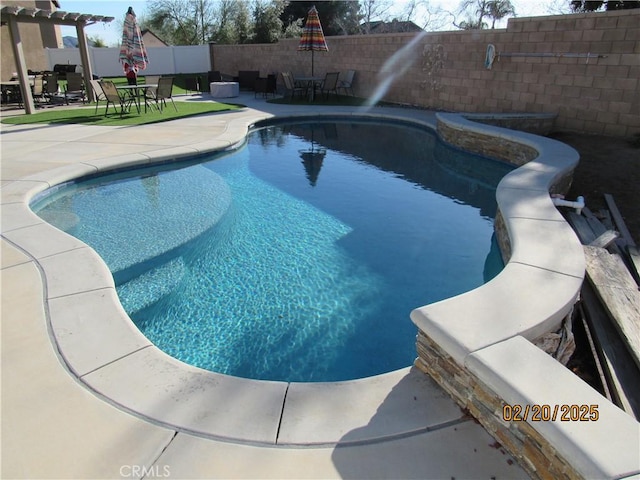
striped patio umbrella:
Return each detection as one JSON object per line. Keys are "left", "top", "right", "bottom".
{"left": 119, "top": 7, "right": 148, "bottom": 77}
{"left": 297, "top": 6, "right": 328, "bottom": 76}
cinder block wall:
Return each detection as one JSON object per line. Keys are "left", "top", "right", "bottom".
{"left": 211, "top": 9, "right": 639, "bottom": 137}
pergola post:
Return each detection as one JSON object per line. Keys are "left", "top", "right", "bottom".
{"left": 7, "top": 15, "right": 35, "bottom": 114}
{"left": 76, "top": 22, "right": 95, "bottom": 102}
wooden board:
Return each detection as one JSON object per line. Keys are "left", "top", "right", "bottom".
{"left": 581, "top": 281, "right": 640, "bottom": 419}
{"left": 604, "top": 193, "right": 636, "bottom": 247}
{"left": 567, "top": 211, "right": 596, "bottom": 244}
{"left": 589, "top": 230, "right": 618, "bottom": 248}
{"left": 627, "top": 245, "right": 640, "bottom": 286}
{"left": 584, "top": 246, "right": 640, "bottom": 371}
{"left": 583, "top": 207, "right": 608, "bottom": 239}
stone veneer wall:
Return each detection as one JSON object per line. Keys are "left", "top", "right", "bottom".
{"left": 414, "top": 332, "right": 581, "bottom": 480}
{"left": 211, "top": 9, "right": 639, "bottom": 137}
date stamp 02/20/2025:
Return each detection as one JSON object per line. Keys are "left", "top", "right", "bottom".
{"left": 502, "top": 404, "right": 600, "bottom": 422}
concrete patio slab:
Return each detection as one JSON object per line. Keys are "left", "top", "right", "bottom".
{"left": 156, "top": 419, "right": 527, "bottom": 479}
{"left": 0, "top": 238, "right": 30, "bottom": 268}
{"left": 1, "top": 262, "right": 176, "bottom": 480}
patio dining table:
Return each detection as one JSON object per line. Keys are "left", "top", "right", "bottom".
{"left": 116, "top": 83, "right": 158, "bottom": 113}
{"left": 1, "top": 79, "right": 34, "bottom": 105}
{"left": 295, "top": 76, "right": 323, "bottom": 101}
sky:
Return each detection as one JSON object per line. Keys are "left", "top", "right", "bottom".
{"left": 57, "top": 0, "right": 564, "bottom": 47}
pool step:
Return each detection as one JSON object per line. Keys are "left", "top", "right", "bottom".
{"left": 116, "top": 257, "right": 187, "bottom": 315}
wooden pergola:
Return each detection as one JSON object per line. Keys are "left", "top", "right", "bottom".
{"left": 0, "top": 5, "right": 114, "bottom": 113}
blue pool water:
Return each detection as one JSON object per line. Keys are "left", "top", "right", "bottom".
{"left": 34, "top": 119, "right": 513, "bottom": 382}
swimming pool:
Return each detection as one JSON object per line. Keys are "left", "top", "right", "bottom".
{"left": 33, "top": 119, "right": 513, "bottom": 382}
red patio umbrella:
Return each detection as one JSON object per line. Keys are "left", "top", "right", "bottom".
{"left": 297, "top": 6, "right": 328, "bottom": 76}
{"left": 119, "top": 6, "right": 148, "bottom": 84}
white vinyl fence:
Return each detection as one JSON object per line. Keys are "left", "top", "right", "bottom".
{"left": 46, "top": 45, "right": 211, "bottom": 77}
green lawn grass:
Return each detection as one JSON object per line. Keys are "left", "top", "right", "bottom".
{"left": 1, "top": 101, "right": 242, "bottom": 127}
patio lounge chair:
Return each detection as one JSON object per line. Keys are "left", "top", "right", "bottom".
{"left": 146, "top": 76, "right": 177, "bottom": 112}
{"left": 64, "top": 72, "right": 86, "bottom": 104}
{"left": 99, "top": 80, "right": 133, "bottom": 117}
{"left": 338, "top": 70, "right": 355, "bottom": 96}
{"left": 319, "top": 72, "right": 340, "bottom": 99}
{"left": 89, "top": 79, "right": 107, "bottom": 114}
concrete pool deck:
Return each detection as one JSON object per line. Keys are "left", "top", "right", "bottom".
{"left": 1, "top": 93, "right": 637, "bottom": 479}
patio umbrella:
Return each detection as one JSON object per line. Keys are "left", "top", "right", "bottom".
{"left": 297, "top": 6, "right": 328, "bottom": 76}
{"left": 119, "top": 6, "right": 148, "bottom": 82}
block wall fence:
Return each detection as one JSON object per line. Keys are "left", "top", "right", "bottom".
{"left": 210, "top": 9, "right": 639, "bottom": 137}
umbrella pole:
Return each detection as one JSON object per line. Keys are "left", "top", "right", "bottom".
{"left": 312, "top": 50, "right": 314, "bottom": 76}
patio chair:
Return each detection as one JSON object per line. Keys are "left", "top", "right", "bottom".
{"left": 43, "top": 72, "right": 60, "bottom": 103}
{"left": 319, "top": 72, "right": 340, "bottom": 99}
{"left": 185, "top": 76, "right": 200, "bottom": 93}
{"left": 281, "top": 72, "right": 307, "bottom": 100}
{"left": 143, "top": 75, "right": 160, "bottom": 104}
{"left": 338, "top": 70, "right": 355, "bottom": 96}
{"left": 32, "top": 75, "right": 46, "bottom": 105}
{"left": 64, "top": 72, "right": 86, "bottom": 104}
{"left": 146, "top": 76, "right": 177, "bottom": 112}
{"left": 99, "top": 80, "right": 134, "bottom": 117}
{"left": 89, "top": 79, "right": 107, "bottom": 114}
{"left": 254, "top": 74, "right": 277, "bottom": 99}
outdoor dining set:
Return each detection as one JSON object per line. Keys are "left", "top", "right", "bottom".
{"left": 1, "top": 71, "right": 86, "bottom": 107}
{"left": 1, "top": 72, "right": 177, "bottom": 118}
{"left": 206, "top": 69, "right": 356, "bottom": 102}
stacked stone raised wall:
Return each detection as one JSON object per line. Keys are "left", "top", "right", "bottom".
{"left": 211, "top": 9, "right": 639, "bottom": 137}
{"left": 414, "top": 332, "right": 582, "bottom": 480}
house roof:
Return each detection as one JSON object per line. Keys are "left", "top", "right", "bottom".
{"left": 362, "top": 20, "right": 423, "bottom": 34}
{"left": 141, "top": 29, "right": 169, "bottom": 46}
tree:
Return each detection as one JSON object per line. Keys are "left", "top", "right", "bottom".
{"left": 88, "top": 35, "right": 108, "bottom": 48}
{"left": 146, "top": 0, "right": 217, "bottom": 45}
{"left": 281, "top": 1, "right": 360, "bottom": 36}
{"left": 487, "top": 0, "right": 515, "bottom": 28}
{"left": 145, "top": 0, "right": 264, "bottom": 45}
{"left": 213, "top": 0, "right": 239, "bottom": 44}
{"left": 398, "top": 0, "right": 454, "bottom": 31}
{"left": 359, "top": 0, "right": 394, "bottom": 34}
{"left": 455, "top": 0, "right": 515, "bottom": 29}
{"left": 252, "top": 0, "right": 284, "bottom": 44}
{"left": 234, "top": 1, "right": 252, "bottom": 43}
{"left": 570, "top": 0, "right": 640, "bottom": 11}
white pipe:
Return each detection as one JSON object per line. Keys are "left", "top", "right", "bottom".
{"left": 552, "top": 195, "right": 585, "bottom": 215}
